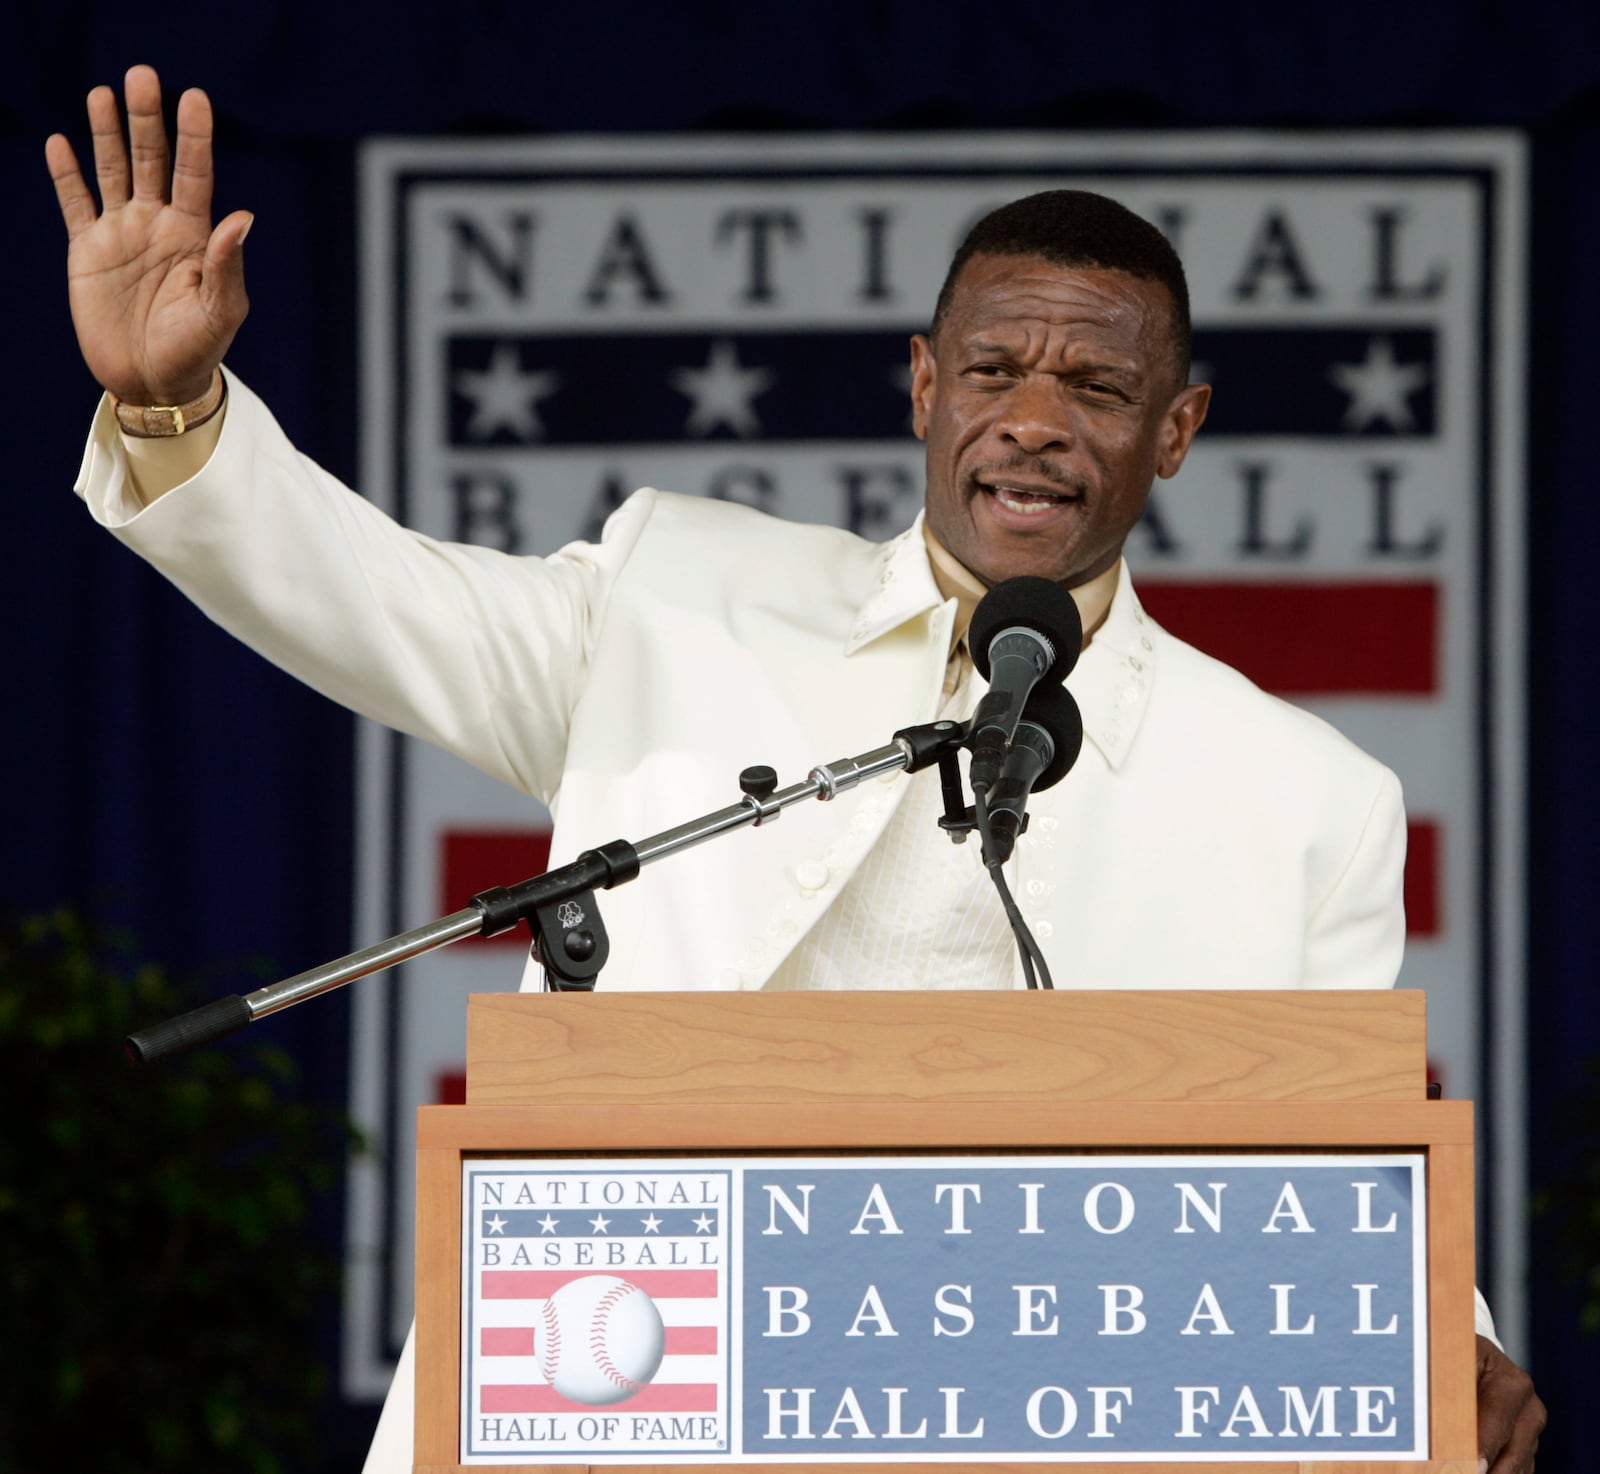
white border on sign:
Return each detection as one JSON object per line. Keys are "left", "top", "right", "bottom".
{"left": 450, "top": 1153, "right": 1429, "bottom": 1464}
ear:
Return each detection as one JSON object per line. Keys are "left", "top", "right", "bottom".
{"left": 909, "top": 333, "right": 936, "bottom": 441}
{"left": 1156, "top": 382, "right": 1212, "bottom": 480}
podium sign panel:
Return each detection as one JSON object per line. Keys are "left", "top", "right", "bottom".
{"left": 415, "top": 991, "right": 1476, "bottom": 1472}
{"left": 460, "top": 1154, "right": 1428, "bottom": 1463}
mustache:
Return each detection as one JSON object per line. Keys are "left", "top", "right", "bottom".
{"left": 970, "top": 455, "right": 1087, "bottom": 498}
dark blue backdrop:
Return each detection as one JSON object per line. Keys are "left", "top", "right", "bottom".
{"left": 5, "top": 3, "right": 1597, "bottom": 1467}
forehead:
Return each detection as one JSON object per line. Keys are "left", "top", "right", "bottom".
{"left": 938, "top": 254, "right": 1173, "bottom": 360}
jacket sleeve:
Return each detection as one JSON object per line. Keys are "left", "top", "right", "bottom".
{"left": 1301, "top": 763, "right": 1408, "bottom": 989}
{"left": 74, "top": 369, "right": 656, "bottom": 803}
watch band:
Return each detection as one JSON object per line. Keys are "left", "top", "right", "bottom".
{"left": 112, "top": 370, "right": 227, "bottom": 438}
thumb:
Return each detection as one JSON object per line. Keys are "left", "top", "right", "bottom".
{"left": 201, "top": 209, "right": 253, "bottom": 333}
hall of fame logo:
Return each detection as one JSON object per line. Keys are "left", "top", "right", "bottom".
{"left": 462, "top": 1165, "right": 731, "bottom": 1460}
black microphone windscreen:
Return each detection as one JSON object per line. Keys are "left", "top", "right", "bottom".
{"left": 1018, "top": 685, "right": 1085, "bottom": 794}
{"left": 968, "top": 576, "right": 1084, "bottom": 684}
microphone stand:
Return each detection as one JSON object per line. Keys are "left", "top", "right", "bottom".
{"left": 126, "top": 718, "right": 970, "bottom": 1066}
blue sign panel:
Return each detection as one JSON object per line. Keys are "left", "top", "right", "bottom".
{"left": 462, "top": 1153, "right": 1427, "bottom": 1463}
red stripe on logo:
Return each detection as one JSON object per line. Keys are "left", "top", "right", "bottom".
{"left": 482, "top": 1384, "right": 719, "bottom": 1414}
{"left": 481, "top": 1270, "right": 719, "bottom": 1300}
{"left": 664, "top": 1325, "right": 719, "bottom": 1355}
{"left": 1135, "top": 581, "right": 1437, "bottom": 696}
{"left": 440, "top": 829, "right": 553, "bottom": 947}
{"left": 481, "top": 1327, "right": 535, "bottom": 1357}
{"left": 1405, "top": 819, "right": 1441, "bottom": 937}
{"left": 476, "top": 1324, "right": 720, "bottom": 1357}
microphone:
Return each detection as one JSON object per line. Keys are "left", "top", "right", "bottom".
{"left": 966, "top": 576, "right": 1083, "bottom": 793}
{"left": 983, "top": 684, "right": 1084, "bottom": 865}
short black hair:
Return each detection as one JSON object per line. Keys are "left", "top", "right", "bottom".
{"left": 930, "top": 190, "right": 1192, "bottom": 382}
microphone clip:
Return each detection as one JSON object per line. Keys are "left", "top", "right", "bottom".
{"left": 931, "top": 748, "right": 1028, "bottom": 847}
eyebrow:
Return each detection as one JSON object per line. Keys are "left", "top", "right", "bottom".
{"left": 962, "top": 340, "right": 1143, "bottom": 380}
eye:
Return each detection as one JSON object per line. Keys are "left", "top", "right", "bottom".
{"left": 1079, "top": 379, "right": 1129, "bottom": 401}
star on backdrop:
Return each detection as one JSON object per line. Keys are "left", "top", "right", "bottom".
{"left": 454, "top": 343, "right": 561, "bottom": 439}
{"left": 669, "top": 339, "right": 775, "bottom": 437}
{"left": 537, "top": 1213, "right": 559, "bottom": 1234}
{"left": 485, "top": 1214, "right": 507, "bottom": 1235}
{"left": 1328, "top": 337, "right": 1429, "bottom": 432}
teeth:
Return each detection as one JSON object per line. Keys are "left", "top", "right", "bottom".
{"left": 988, "top": 485, "right": 1061, "bottom": 516}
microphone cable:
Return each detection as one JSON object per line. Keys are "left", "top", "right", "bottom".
{"left": 971, "top": 781, "right": 1054, "bottom": 990}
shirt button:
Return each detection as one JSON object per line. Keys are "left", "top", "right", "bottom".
{"left": 795, "top": 859, "right": 830, "bottom": 891}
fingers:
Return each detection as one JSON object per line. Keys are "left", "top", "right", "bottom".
{"left": 86, "top": 83, "right": 128, "bottom": 210}
{"left": 1477, "top": 1337, "right": 1545, "bottom": 1474}
{"left": 44, "top": 133, "right": 97, "bottom": 240}
{"left": 123, "top": 64, "right": 171, "bottom": 204}
{"left": 170, "top": 87, "right": 215, "bottom": 219}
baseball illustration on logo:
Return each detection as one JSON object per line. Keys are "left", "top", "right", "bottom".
{"left": 540, "top": 1274, "right": 666, "bottom": 1405}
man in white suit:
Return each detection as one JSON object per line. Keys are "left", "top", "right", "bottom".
{"left": 47, "top": 66, "right": 1545, "bottom": 1472}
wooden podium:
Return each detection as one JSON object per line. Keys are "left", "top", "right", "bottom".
{"left": 415, "top": 989, "right": 1477, "bottom": 1473}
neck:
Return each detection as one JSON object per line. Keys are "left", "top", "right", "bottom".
{"left": 922, "top": 523, "right": 1119, "bottom": 653}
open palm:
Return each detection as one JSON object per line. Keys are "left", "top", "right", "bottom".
{"left": 46, "top": 65, "right": 251, "bottom": 407}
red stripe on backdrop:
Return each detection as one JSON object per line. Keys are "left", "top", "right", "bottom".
{"left": 482, "top": 1384, "right": 720, "bottom": 1414}
{"left": 441, "top": 829, "right": 553, "bottom": 946}
{"left": 1406, "top": 820, "right": 1440, "bottom": 937}
{"left": 482, "top": 1270, "right": 719, "bottom": 1299}
{"left": 1135, "top": 581, "right": 1437, "bottom": 696}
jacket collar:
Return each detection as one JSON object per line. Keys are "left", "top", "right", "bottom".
{"left": 843, "top": 513, "right": 946, "bottom": 656}
{"left": 1067, "top": 561, "right": 1156, "bottom": 772}
{"left": 845, "top": 523, "right": 1156, "bottom": 773}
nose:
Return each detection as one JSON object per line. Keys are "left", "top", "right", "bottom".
{"left": 994, "top": 375, "right": 1072, "bottom": 454}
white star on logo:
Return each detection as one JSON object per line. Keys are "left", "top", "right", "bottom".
{"left": 590, "top": 1213, "right": 612, "bottom": 1233}
{"left": 669, "top": 339, "right": 775, "bottom": 438}
{"left": 485, "top": 1213, "right": 507, "bottom": 1235}
{"left": 1328, "top": 337, "right": 1429, "bottom": 431}
{"left": 640, "top": 1213, "right": 663, "bottom": 1234}
{"left": 537, "top": 1213, "right": 559, "bottom": 1234}
{"left": 454, "top": 342, "right": 561, "bottom": 439}
{"left": 692, "top": 1212, "right": 715, "bottom": 1233}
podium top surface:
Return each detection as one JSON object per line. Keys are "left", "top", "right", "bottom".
{"left": 464, "top": 989, "right": 1428, "bottom": 1107}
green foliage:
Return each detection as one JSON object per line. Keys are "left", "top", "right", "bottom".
{"left": 0, "top": 909, "right": 357, "bottom": 1473}
{"left": 1534, "top": 1057, "right": 1600, "bottom": 1337}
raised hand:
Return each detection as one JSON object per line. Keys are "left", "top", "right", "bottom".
{"left": 45, "top": 65, "right": 251, "bottom": 407}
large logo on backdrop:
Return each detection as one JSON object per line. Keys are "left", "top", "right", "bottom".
{"left": 346, "top": 137, "right": 1526, "bottom": 1399}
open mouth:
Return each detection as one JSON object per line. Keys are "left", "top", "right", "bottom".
{"left": 976, "top": 478, "right": 1080, "bottom": 517}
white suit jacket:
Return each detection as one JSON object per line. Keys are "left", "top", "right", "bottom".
{"left": 77, "top": 371, "right": 1406, "bottom": 995}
